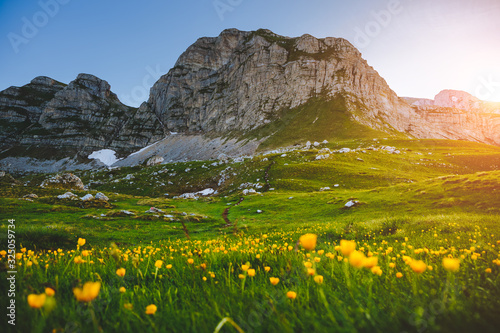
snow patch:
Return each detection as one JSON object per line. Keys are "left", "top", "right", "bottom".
{"left": 88, "top": 149, "right": 121, "bottom": 166}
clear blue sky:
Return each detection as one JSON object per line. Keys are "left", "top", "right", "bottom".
{"left": 1, "top": 0, "right": 500, "bottom": 106}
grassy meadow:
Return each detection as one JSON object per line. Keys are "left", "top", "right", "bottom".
{"left": 1, "top": 138, "right": 500, "bottom": 332}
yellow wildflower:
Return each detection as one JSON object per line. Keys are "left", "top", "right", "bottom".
{"left": 27, "top": 294, "right": 46, "bottom": 308}
{"left": 73, "top": 282, "right": 101, "bottom": 302}
{"left": 410, "top": 260, "right": 427, "bottom": 274}
{"left": 145, "top": 304, "right": 157, "bottom": 315}
{"left": 362, "top": 256, "right": 378, "bottom": 269}
{"left": 340, "top": 240, "right": 356, "bottom": 256}
{"left": 45, "top": 288, "right": 55, "bottom": 297}
{"left": 442, "top": 258, "right": 460, "bottom": 272}
{"left": 73, "top": 256, "right": 85, "bottom": 264}
{"left": 349, "top": 251, "right": 366, "bottom": 268}
{"left": 299, "top": 234, "right": 317, "bottom": 251}
{"left": 314, "top": 275, "right": 324, "bottom": 284}
{"left": 78, "top": 238, "right": 86, "bottom": 247}
{"left": 371, "top": 266, "right": 383, "bottom": 276}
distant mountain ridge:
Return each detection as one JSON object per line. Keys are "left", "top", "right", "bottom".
{"left": 1, "top": 28, "right": 499, "bottom": 172}
{"left": 404, "top": 90, "right": 500, "bottom": 113}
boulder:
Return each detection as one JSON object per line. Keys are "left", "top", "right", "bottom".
{"left": 146, "top": 156, "right": 164, "bottom": 166}
{"left": 218, "top": 153, "right": 229, "bottom": 162}
{"left": 57, "top": 192, "right": 78, "bottom": 200}
{"left": 345, "top": 200, "right": 359, "bottom": 208}
{"left": 41, "top": 173, "right": 85, "bottom": 190}
{"left": 95, "top": 192, "right": 109, "bottom": 201}
{"left": 81, "top": 194, "right": 94, "bottom": 201}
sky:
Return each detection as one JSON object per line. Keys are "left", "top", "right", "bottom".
{"left": 1, "top": 0, "right": 500, "bottom": 106}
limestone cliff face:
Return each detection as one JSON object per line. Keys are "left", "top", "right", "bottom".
{"left": 0, "top": 76, "right": 65, "bottom": 142}
{"left": 0, "top": 74, "right": 164, "bottom": 158}
{"left": 144, "top": 28, "right": 419, "bottom": 136}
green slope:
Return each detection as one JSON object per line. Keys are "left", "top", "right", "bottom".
{"left": 240, "top": 96, "right": 397, "bottom": 152}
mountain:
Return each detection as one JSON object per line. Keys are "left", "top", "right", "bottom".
{"left": 116, "top": 28, "right": 500, "bottom": 165}
{"left": 403, "top": 90, "right": 500, "bottom": 145}
{"left": 1, "top": 28, "right": 499, "bottom": 172}
{"left": 0, "top": 74, "right": 164, "bottom": 172}
{"left": 404, "top": 90, "right": 500, "bottom": 112}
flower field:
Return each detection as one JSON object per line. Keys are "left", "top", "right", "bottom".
{"left": 3, "top": 222, "right": 500, "bottom": 333}
{"left": 2, "top": 139, "right": 500, "bottom": 332}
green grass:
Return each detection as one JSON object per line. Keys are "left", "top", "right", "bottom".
{"left": 1, "top": 138, "right": 500, "bottom": 332}
{"left": 242, "top": 97, "right": 392, "bottom": 152}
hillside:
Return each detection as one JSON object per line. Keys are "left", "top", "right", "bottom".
{"left": 2, "top": 138, "right": 499, "bottom": 245}
{"left": 1, "top": 138, "right": 499, "bottom": 332}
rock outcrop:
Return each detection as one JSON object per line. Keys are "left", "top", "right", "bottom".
{"left": 40, "top": 173, "right": 85, "bottom": 190}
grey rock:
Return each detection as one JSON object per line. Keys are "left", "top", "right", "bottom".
{"left": 95, "top": 192, "right": 109, "bottom": 201}
{"left": 146, "top": 156, "right": 164, "bottom": 166}
{"left": 57, "top": 192, "right": 78, "bottom": 200}
{"left": 41, "top": 173, "right": 85, "bottom": 190}
{"left": 81, "top": 194, "right": 94, "bottom": 201}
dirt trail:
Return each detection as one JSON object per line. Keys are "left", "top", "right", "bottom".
{"left": 262, "top": 158, "right": 276, "bottom": 192}
{"left": 222, "top": 196, "right": 244, "bottom": 227}
{"left": 221, "top": 158, "right": 276, "bottom": 232}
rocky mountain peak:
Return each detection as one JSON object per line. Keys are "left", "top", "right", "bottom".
{"left": 30, "top": 76, "right": 66, "bottom": 88}
{"left": 67, "top": 73, "right": 114, "bottom": 100}
{"left": 405, "top": 89, "right": 487, "bottom": 113}
{"left": 147, "top": 28, "right": 403, "bottom": 136}
{"left": 434, "top": 90, "right": 481, "bottom": 111}
{"left": 295, "top": 34, "right": 321, "bottom": 53}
